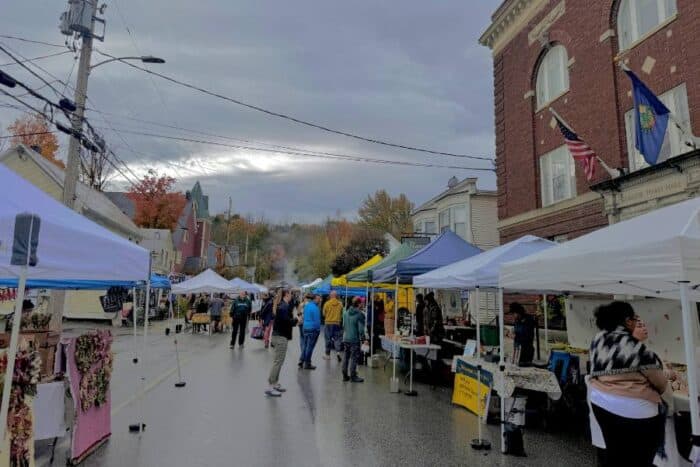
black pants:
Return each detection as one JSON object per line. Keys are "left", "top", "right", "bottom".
{"left": 231, "top": 316, "right": 247, "bottom": 346}
{"left": 591, "top": 404, "right": 661, "bottom": 467}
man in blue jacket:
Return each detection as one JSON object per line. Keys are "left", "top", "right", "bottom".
{"left": 300, "top": 294, "right": 322, "bottom": 370}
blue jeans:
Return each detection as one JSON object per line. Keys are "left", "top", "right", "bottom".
{"left": 301, "top": 329, "right": 320, "bottom": 364}
{"left": 298, "top": 325, "right": 305, "bottom": 353}
{"left": 324, "top": 324, "right": 342, "bottom": 355}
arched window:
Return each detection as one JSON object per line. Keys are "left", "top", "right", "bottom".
{"left": 617, "top": 0, "right": 677, "bottom": 50}
{"left": 536, "top": 45, "right": 569, "bottom": 108}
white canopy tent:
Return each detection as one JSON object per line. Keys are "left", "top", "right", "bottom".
{"left": 171, "top": 269, "right": 238, "bottom": 295}
{"left": 0, "top": 164, "right": 150, "bottom": 444}
{"left": 300, "top": 278, "right": 323, "bottom": 291}
{"left": 500, "top": 196, "right": 700, "bottom": 458}
{"left": 253, "top": 283, "right": 269, "bottom": 293}
{"left": 229, "top": 277, "right": 259, "bottom": 294}
{"left": 414, "top": 235, "right": 556, "bottom": 449}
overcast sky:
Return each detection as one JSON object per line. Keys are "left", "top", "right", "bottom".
{"left": 1, "top": 1, "right": 499, "bottom": 222}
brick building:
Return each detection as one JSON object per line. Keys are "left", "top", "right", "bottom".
{"left": 480, "top": 0, "right": 700, "bottom": 243}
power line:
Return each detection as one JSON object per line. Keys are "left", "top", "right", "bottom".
{"left": 0, "top": 131, "right": 55, "bottom": 139}
{"left": 0, "top": 35, "right": 67, "bottom": 49}
{"left": 94, "top": 49, "right": 494, "bottom": 162}
{"left": 0, "top": 50, "right": 72, "bottom": 67}
{"left": 93, "top": 126, "right": 495, "bottom": 171}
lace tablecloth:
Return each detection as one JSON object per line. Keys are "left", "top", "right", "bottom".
{"left": 454, "top": 356, "right": 561, "bottom": 400}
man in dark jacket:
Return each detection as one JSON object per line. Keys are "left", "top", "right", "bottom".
{"left": 266, "top": 290, "right": 297, "bottom": 397}
{"left": 230, "top": 291, "right": 252, "bottom": 349}
{"left": 425, "top": 292, "right": 445, "bottom": 344}
{"left": 342, "top": 297, "right": 366, "bottom": 383}
{"left": 511, "top": 302, "right": 535, "bottom": 365}
{"left": 415, "top": 294, "right": 426, "bottom": 336}
{"left": 259, "top": 293, "right": 274, "bottom": 348}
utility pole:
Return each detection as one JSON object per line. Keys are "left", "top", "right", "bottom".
{"left": 62, "top": 0, "right": 98, "bottom": 208}
{"left": 244, "top": 231, "right": 249, "bottom": 265}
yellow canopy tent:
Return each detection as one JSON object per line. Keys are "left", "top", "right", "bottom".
{"left": 331, "top": 254, "right": 383, "bottom": 287}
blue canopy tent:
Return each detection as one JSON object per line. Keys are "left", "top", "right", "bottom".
{"left": 0, "top": 274, "right": 171, "bottom": 290}
{"left": 373, "top": 230, "right": 482, "bottom": 284}
{"left": 371, "top": 230, "right": 482, "bottom": 392}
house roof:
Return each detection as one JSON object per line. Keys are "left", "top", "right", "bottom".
{"left": 190, "top": 181, "right": 210, "bottom": 219}
{"left": 0, "top": 145, "right": 142, "bottom": 241}
{"left": 412, "top": 177, "right": 496, "bottom": 215}
{"left": 105, "top": 192, "right": 136, "bottom": 219}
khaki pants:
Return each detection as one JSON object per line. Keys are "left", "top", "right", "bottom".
{"left": 268, "top": 335, "right": 288, "bottom": 386}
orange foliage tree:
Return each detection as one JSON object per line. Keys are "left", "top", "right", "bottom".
{"left": 7, "top": 114, "right": 63, "bottom": 168}
{"left": 127, "top": 170, "right": 186, "bottom": 229}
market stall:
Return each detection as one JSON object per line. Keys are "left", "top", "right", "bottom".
{"left": 373, "top": 230, "right": 482, "bottom": 394}
{"left": 172, "top": 269, "right": 238, "bottom": 334}
{"left": 0, "top": 164, "right": 149, "bottom": 465}
{"left": 500, "top": 197, "right": 700, "bottom": 463}
{"left": 414, "top": 235, "right": 557, "bottom": 449}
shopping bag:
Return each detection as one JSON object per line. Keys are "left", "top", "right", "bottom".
{"left": 251, "top": 325, "right": 264, "bottom": 339}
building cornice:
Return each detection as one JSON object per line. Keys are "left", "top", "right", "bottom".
{"left": 479, "top": 0, "right": 549, "bottom": 55}
{"left": 498, "top": 191, "right": 600, "bottom": 230}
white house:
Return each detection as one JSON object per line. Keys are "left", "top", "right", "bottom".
{"left": 141, "top": 229, "right": 176, "bottom": 275}
{"left": 411, "top": 177, "right": 499, "bottom": 322}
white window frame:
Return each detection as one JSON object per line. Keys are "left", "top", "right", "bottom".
{"left": 617, "top": 0, "right": 677, "bottom": 51}
{"left": 540, "top": 145, "right": 577, "bottom": 207}
{"left": 625, "top": 83, "right": 691, "bottom": 172}
{"left": 536, "top": 45, "right": 570, "bottom": 109}
{"left": 424, "top": 221, "right": 437, "bottom": 235}
{"left": 439, "top": 210, "right": 450, "bottom": 233}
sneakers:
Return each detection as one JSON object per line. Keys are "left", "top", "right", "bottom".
{"left": 322, "top": 355, "right": 331, "bottom": 360}
{"left": 273, "top": 385, "right": 287, "bottom": 393}
{"left": 336, "top": 354, "right": 342, "bottom": 363}
{"left": 265, "top": 388, "right": 282, "bottom": 397}
{"left": 351, "top": 376, "right": 364, "bottom": 383}
{"left": 229, "top": 344, "right": 235, "bottom": 349}
{"left": 298, "top": 361, "right": 303, "bottom": 369}
{"left": 239, "top": 344, "right": 245, "bottom": 349}
{"left": 342, "top": 373, "right": 350, "bottom": 382}
{"left": 303, "top": 364, "right": 317, "bottom": 370}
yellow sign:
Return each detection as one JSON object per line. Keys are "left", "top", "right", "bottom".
{"left": 452, "top": 359, "right": 493, "bottom": 417}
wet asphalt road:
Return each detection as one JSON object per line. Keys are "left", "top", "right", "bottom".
{"left": 36, "top": 322, "right": 596, "bottom": 467}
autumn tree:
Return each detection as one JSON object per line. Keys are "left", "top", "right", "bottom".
{"left": 296, "top": 231, "right": 333, "bottom": 280}
{"left": 7, "top": 114, "right": 63, "bottom": 168}
{"left": 358, "top": 190, "right": 414, "bottom": 239}
{"left": 331, "top": 227, "right": 387, "bottom": 276}
{"left": 325, "top": 218, "right": 354, "bottom": 257}
{"left": 127, "top": 170, "right": 186, "bottom": 229}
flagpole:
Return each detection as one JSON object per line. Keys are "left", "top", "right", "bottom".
{"left": 617, "top": 61, "right": 698, "bottom": 148}
{"left": 549, "top": 107, "right": 620, "bottom": 179}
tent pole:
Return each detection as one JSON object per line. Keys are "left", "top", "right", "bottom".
{"left": 390, "top": 277, "right": 400, "bottom": 393}
{"left": 140, "top": 259, "right": 152, "bottom": 434}
{"left": 680, "top": 283, "right": 700, "bottom": 457}
{"left": 475, "top": 287, "right": 480, "bottom": 358}
{"left": 370, "top": 284, "right": 375, "bottom": 359}
{"left": 0, "top": 265, "right": 28, "bottom": 443}
{"left": 543, "top": 294, "right": 549, "bottom": 356}
{"left": 170, "top": 298, "right": 186, "bottom": 388}
{"left": 498, "top": 287, "right": 506, "bottom": 453}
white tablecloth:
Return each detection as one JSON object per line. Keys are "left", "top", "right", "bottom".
{"left": 34, "top": 381, "right": 66, "bottom": 441}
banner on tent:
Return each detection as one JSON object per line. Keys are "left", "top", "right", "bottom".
{"left": 99, "top": 287, "right": 129, "bottom": 314}
{"left": 452, "top": 358, "right": 493, "bottom": 417}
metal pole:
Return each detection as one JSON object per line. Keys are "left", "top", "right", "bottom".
{"left": 680, "top": 283, "right": 700, "bottom": 453}
{"left": 498, "top": 287, "right": 506, "bottom": 453}
{"left": 0, "top": 266, "right": 28, "bottom": 443}
{"left": 390, "top": 277, "right": 400, "bottom": 393}
{"left": 543, "top": 294, "right": 549, "bottom": 355}
{"left": 370, "top": 284, "right": 375, "bottom": 358}
{"left": 475, "top": 287, "right": 481, "bottom": 358}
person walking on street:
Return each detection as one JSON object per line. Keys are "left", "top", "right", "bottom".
{"left": 300, "top": 294, "right": 322, "bottom": 370}
{"left": 230, "top": 290, "right": 252, "bottom": 349}
{"left": 259, "top": 293, "right": 274, "bottom": 348}
{"left": 209, "top": 294, "right": 225, "bottom": 333}
{"left": 297, "top": 294, "right": 309, "bottom": 362}
{"left": 342, "top": 297, "right": 366, "bottom": 383}
{"left": 322, "top": 291, "right": 343, "bottom": 362}
{"left": 266, "top": 289, "right": 297, "bottom": 397}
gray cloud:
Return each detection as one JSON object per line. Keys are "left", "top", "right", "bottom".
{"left": 1, "top": 0, "right": 500, "bottom": 221}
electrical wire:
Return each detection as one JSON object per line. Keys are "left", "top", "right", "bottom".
{"left": 94, "top": 49, "right": 494, "bottom": 162}
{"left": 0, "top": 50, "right": 73, "bottom": 67}
{"left": 0, "top": 131, "right": 55, "bottom": 139}
{"left": 93, "top": 126, "right": 495, "bottom": 171}
{"left": 0, "top": 35, "right": 67, "bottom": 49}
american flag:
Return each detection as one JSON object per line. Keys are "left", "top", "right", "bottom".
{"left": 555, "top": 117, "right": 597, "bottom": 181}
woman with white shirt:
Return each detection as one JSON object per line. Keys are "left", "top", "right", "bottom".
{"left": 589, "top": 301, "right": 667, "bottom": 467}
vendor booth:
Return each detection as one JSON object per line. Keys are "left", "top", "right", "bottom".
{"left": 500, "top": 197, "right": 700, "bottom": 463}
{"left": 414, "top": 235, "right": 558, "bottom": 450}
{"left": 172, "top": 269, "right": 238, "bottom": 334}
{"left": 373, "top": 230, "right": 482, "bottom": 395}
{"left": 0, "top": 164, "right": 150, "bottom": 465}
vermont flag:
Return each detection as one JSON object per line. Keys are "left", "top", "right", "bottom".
{"left": 624, "top": 69, "right": 670, "bottom": 165}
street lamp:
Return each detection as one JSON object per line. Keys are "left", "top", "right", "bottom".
{"left": 90, "top": 55, "right": 166, "bottom": 70}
